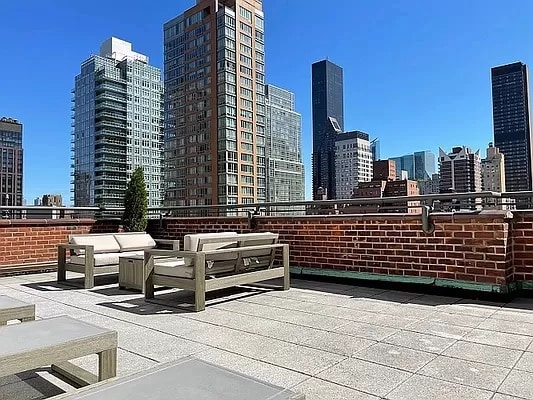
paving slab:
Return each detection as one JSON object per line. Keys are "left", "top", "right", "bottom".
{"left": 418, "top": 355, "right": 509, "bottom": 391}
{"left": 383, "top": 330, "right": 456, "bottom": 354}
{"left": 302, "top": 331, "right": 376, "bottom": 357}
{"left": 355, "top": 342, "right": 437, "bottom": 372}
{"left": 293, "top": 378, "right": 380, "bottom": 400}
{"left": 334, "top": 320, "right": 398, "bottom": 341}
{"left": 498, "top": 369, "right": 533, "bottom": 399}
{"left": 386, "top": 374, "right": 493, "bottom": 400}
{"left": 405, "top": 319, "right": 473, "bottom": 340}
{"left": 514, "top": 351, "right": 533, "bottom": 373}
{"left": 442, "top": 340, "right": 522, "bottom": 369}
{"left": 464, "top": 329, "right": 533, "bottom": 351}
{"left": 478, "top": 317, "right": 533, "bottom": 337}
{"left": 316, "top": 358, "right": 411, "bottom": 397}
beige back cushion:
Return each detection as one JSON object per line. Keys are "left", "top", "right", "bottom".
{"left": 183, "top": 232, "right": 238, "bottom": 251}
{"left": 70, "top": 234, "right": 121, "bottom": 254}
{"left": 114, "top": 233, "right": 156, "bottom": 252}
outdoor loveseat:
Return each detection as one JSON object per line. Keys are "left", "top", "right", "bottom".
{"left": 144, "top": 232, "right": 290, "bottom": 311}
{"left": 57, "top": 232, "right": 178, "bottom": 289}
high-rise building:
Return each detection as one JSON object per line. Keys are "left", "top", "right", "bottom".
{"left": 72, "top": 37, "right": 164, "bottom": 208}
{"left": 491, "top": 62, "right": 533, "bottom": 193}
{"left": 163, "top": 0, "right": 266, "bottom": 206}
{"left": 265, "top": 84, "right": 304, "bottom": 203}
{"left": 439, "top": 146, "right": 482, "bottom": 193}
{"left": 33, "top": 197, "right": 41, "bottom": 206}
{"left": 390, "top": 150, "right": 435, "bottom": 181}
{"left": 311, "top": 59, "right": 344, "bottom": 199}
{"left": 334, "top": 131, "right": 372, "bottom": 199}
{"left": 481, "top": 142, "right": 506, "bottom": 192}
{"left": 0, "top": 117, "right": 23, "bottom": 207}
{"left": 370, "top": 138, "right": 380, "bottom": 161}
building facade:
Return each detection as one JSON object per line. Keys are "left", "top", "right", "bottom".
{"left": 311, "top": 59, "right": 344, "bottom": 199}
{"left": 370, "top": 138, "right": 380, "bottom": 162}
{"left": 334, "top": 131, "right": 373, "bottom": 199}
{"left": 265, "top": 84, "right": 304, "bottom": 203}
{"left": 390, "top": 150, "right": 435, "bottom": 181}
{"left": 72, "top": 37, "right": 164, "bottom": 208}
{"left": 439, "top": 146, "right": 482, "bottom": 193}
{"left": 491, "top": 62, "right": 533, "bottom": 193}
{"left": 164, "top": 0, "right": 266, "bottom": 206}
{"left": 481, "top": 142, "right": 506, "bottom": 192}
{"left": 373, "top": 159, "right": 396, "bottom": 181}
{"left": 42, "top": 194, "right": 63, "bottom": 207}
{"left": 419, "top": 173, "right": 440, "bottom": 195}
{"left": 0, "top": 117, "right": 23, "bottom": 207}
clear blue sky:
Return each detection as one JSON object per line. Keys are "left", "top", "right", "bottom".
{"left": 1, "top": 0, "right": 532, "bottom": 203}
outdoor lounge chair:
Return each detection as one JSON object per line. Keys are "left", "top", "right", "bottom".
{"left": 0, "top": 295, "right": 35, "bottom": 325}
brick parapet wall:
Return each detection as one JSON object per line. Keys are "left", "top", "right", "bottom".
{"left": 0, "top": 211, "right": 524, "bottom": 291}
{"left": 0, "top": 219, "right": 120, "bottom": 274}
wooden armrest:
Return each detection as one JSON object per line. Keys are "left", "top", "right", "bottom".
{"left": 144, "top": 249, "right": 197, "bottom": 258}
{"left": 58, "top": 244, "right": 93, "bottom": 250}
{"left": 154, "top": 239, "right": 179, "bottom": 250}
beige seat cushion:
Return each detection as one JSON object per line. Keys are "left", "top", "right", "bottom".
{"left": 183, "top": 232, "right": 238, "bottom": 251}
{"left": 154, "top": 259, "right": 192, "bottom": 279}
{"left": 114, "top": 233, "right": 156, "bottom": 252}
{"left": 70, "top": 251, "right": 143, "bottom": 266}
{"left": 70, "top": 234, "right": 120, "bottom": 255}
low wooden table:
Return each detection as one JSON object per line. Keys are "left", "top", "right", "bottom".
{"left": 119, "top": 255, "right": 145, "bottom": 293}
{"left": 50, "top": 356, "right": 305, "bottom": 399}
{"left": 0, "top": 295, "right": 35, "bottom": 325}
{"left": 0, "top": 315, "right": 117, "bottom": 386}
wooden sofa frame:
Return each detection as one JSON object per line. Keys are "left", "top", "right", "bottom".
{"left": 57, "top": 233, "right": 179, "bottom": 289}
{"left": 144, "top": 233, "right": 289, "bottom": 311}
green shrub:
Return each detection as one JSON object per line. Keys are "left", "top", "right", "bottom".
{"left": 122, "top": 167, "right": 148, "bottom": 232}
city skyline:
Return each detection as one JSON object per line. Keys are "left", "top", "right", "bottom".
{"left": 2, "top": 0, "right": 533, "bottom": 203}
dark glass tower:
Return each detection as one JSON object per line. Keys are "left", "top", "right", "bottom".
{"left": 0, "top": 117, "right": 23, "bottom": 207}
{"left": 311, "top": 60, "right": 344, "bottom": 199}
{"left": 491, "top": 62, "right": 533, "bottom": 193}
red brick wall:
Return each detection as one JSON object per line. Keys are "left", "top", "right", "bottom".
{"left": 0, "top": 211, "right": 520, "bottom": 290}
{"left": 511, "top": 211, "right": 533, "bottom": 282}
{"left": 148, "top": 211, "right": 512, "bottom": 287}
{"left": 0, "top": 219, "right": 120, "bottom": 275}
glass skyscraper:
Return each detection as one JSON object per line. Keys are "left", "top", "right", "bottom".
{"left": 491, "top": 62, "right": 533, "bottom": 192}
{"left": 163, "top": 0, "right": 266, "bottom": 206}
{"left": 0, "top": 117, "right": 23, "bottom": 207}
{"left": 265, "top": 84, "right": 304, "bottom": 203}
{"left": 311, "top": 59, "right": 344, "bottom": 199}
{"left": 72, "top": 38, "right": 164, "bottom": 208}
{"left": 390, "top": 151, "right": 435, "bottom": 180}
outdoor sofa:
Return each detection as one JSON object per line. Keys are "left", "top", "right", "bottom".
{"left": 144, "top": 232, "right": 290, "bottom": 311}
{"left": 57, "top": 232, "right": 178, "bottom": 289}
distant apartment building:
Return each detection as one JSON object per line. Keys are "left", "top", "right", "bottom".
{"left": 0, "top": 117, "right": 23, "bottom": 207}
{"left": 390, "top": 151, "right": 436, "bottom": 181}
{"left": 491, "top": 62, "right": 533, "bottom": 194}
{"left": 42, "top": 194, "right": 63, "bottom": 207}
{"left": 164, "top": 0, "right": 266, "bottom": 206}
{"left": 265, "top": 84, "right": 304, "bottom": 203}
{"left": 33, "top": 197, "right": 42, "bottom": 206}
{"left": 312, "top": 59, "right": 344, "bottom": 200}
{"left": 334, "top": 131, "right": 373, "bottom": 199}
{"left": 72, "top": 37, "right": 164, "bottom": 208}
{"left": 373, "top": 159, "right": 396, "bottom": 181}
{"left": 481, "top": 142, "right": 505, "bottom": 192}
{"left": 419, "top": 173, "right": 440, "bottom": 195}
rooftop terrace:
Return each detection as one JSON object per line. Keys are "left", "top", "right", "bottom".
{"left": 2, "top": 272, "right": 533, "bottom": 399}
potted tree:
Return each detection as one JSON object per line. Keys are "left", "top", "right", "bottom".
{"left": 122, "top": 167, "right": 148, "bottom": 232}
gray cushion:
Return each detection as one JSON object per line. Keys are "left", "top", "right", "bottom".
{"left": 70, "top": 234, "right": 120, "bottom": 255}
{"left": 183, "top": 232, "right": 238, "bottom": 251}
{"left": 114, "top": 233, "right": 156, "bottom": 252}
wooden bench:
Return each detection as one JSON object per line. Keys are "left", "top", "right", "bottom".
{"left": 0, "top": 295, "right": 35, "bottom": 325}
{"left": 0, "top": 315, "right": 117, "bottom": 387}
{"left": 50, "top": 356, "right": 304, "bottom": 399}
{"left": 144, "top": 233, "right": 290, "bottom": 311}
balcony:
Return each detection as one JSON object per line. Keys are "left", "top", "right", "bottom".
{"left": 2, "top": 193, "right": 533, "bottom": 398}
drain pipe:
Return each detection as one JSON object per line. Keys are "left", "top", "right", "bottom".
{"left": 421, "top": 205, "right": 435, "bottom": 234}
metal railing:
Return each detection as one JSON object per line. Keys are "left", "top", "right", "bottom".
{"left": 0, "top": 191, "right": 530, "bottom": 225}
